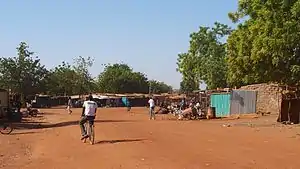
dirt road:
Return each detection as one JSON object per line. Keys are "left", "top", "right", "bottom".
{"left": 1, "top": 107, "right": 300, "bottom": 169}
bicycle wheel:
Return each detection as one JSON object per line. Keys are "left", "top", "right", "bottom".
{"left": 0, "top": 122, "right": 13, "bottom": 135}
{"left": 88, "top": 124, "right": 95, "bottom": 145}
{"left": 82, "top": 122, "right": 88, "bottom": 143}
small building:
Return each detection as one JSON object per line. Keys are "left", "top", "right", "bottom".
{"left": 278, "top": 90, "right": 300, "bottom": 124}
{"left": 210, "top": 90, "right": 257, "bottom": 117}
{"left": 210, "top": 92, "right": 231, "bottom": 117}
{"left": 240, "top": 83, "right": 282, "bottom": 115}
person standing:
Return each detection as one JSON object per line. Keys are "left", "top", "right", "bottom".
{"left": 122, "top": 97, "right": 131, "bottom": 112}
{"left": 67, "top": 97, "right": 73, "bottom": 114}
{"left": 180, "top": 98, "right": 186, "bottom": 111}
{"left": 148, "top": 97, "right": 155, "bottom": 120}
{"left": 14, "top": 94, "right": 21, "bottom": 113}
{"left": 26, "top": 100, "right": 32, "bottom": 112}
{"left": 126, "top": 99, "right": 131, "bottom": 112}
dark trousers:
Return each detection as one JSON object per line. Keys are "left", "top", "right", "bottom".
{"left": 79, "top": 116, "right": 95, "bottom": 136}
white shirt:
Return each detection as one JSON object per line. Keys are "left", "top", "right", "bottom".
{"left": 148, "top": 99, "right": 155, "bottom": 108}
{"left": 26, "top": 102, "right": 32, "bottom": 108}
{"left": 83, "top": 100, "right": 98, "bottom": 116}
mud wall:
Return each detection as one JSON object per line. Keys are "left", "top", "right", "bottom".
{"left": 240, "top": 83, "right": 283, "bottom": 114}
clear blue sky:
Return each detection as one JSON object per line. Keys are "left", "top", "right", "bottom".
{"left": 0, "top": 0, "right": 238, "bottom": 89}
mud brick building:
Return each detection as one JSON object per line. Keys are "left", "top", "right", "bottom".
{"left": 240, "top": 83, "right": 283, "bottom": 115}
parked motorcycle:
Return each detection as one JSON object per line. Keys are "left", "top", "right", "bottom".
{"left": 22, "top": 108, "right": 39, "bottom": 117}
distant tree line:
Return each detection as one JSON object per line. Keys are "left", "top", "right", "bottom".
{"left": 0, "top": 42, "right": 173, "bottom": 98}
{"left": 177, "top": 0, "right": 300, "bottom": 92}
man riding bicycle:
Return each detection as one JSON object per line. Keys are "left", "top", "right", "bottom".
{"left": 79, "top": 95, "right": 98, "bottom": 140}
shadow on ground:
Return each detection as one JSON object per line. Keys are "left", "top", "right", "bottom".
{"left": 21, "top": 119, "right": 47, "bottom": 124}
{"left": 95, "top": 139, "right": 146, "bottom": 145}
{"left": 38, "top": 112, "right": 57, "bottom": 115}
{"left": 9, "top": 131, "right": 39, "bottom": 135}
{"left": 14, "top": 120, "right": 136, "bottom": 130}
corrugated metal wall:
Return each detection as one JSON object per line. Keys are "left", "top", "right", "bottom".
{"left": 210, "top": 93, "right": 231, "bottom": 117}
{"left": 230, "top": 90, "right": 257, "bottom": 115}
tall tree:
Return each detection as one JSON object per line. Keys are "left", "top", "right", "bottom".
{"left": 177, "top": 53, "right": 199, "bottom": 92}
{"left": 73, "top": 56, "right": 96, "bottom": 94}
{"left": 227, "top": 0, "right": 300, "bottom": 86}
{"left": 177, "top": 22, "right": 232, "bottom": 89}
{"left": 148, "top": 80, "right": 172, "bottom": 94}
{"left": 46, "top": 62, "right": 78, "bottom": 95}
{"left": 0, "top": 42, "right": 48, "bottom": 97}
{"left": 97, "top": 63, "right": 149, "bottom": 93}
{"left": 179, "top": 78, "right": 197, "bottom": 94}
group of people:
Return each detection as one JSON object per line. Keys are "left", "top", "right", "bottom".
{"left": 64, "top": 95, "right": 160, "bottom": 140}
{"left": 147, "top": 96, "right": 202, "bottom": 120}
{"left": 153, "top": 97, "right": 204, "bottom": 120}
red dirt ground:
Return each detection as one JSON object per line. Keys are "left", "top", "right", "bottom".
{"left": 1, "top": 107, "right": 300, "bottom": 169}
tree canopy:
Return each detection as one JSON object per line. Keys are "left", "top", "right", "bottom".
{"left": 97, "top": 64, "right": 174, "bottom": 94}
{"left": 227, "top": 0, "right": 300, "bottom": 87}
{"left": 72, "top": 56, "right": 96, "bottom": 94}
{"left": 97, "top": 63, "right": 149, "bottom": 94}
{"left": 0, "top": 42, "right": 48, "bottom": 96}
{"left": 46, "top": 62, "right": 79, "bottom": 96}
{"left": 177, "top": 22, "right": 232, "bottom": 91}
{"left": 177, "top": 0, "right": 300, "bottom": 89}
{"left": 5, "top": 0, "right": 299, "bottom": 97}
{"left": 149, "top": 80, "right": 173, "bottom": 94}
{"left": 0, "top": 42, "right": 173, "bottom": 97}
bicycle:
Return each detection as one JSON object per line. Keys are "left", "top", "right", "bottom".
{"left": 0, "top": 120, "right": 13, "bottom": 135}
{"left": 82, "top": 120, "right": 95, "bottom": 145}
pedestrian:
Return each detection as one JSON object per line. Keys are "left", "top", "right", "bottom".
{"left": 148, "top": 96, "right": 155, "bottom": 120}
{"left": 126, "top": 99, "right": 131, "bottom": 112}
{"left": 67, "top": 97, "right": 73, "bottom": 114}
{"left": 180, "top": 98, "right": 186, "bottom": 111}
{"left": 26, "top": 100, "right": 32, "bottom": 112}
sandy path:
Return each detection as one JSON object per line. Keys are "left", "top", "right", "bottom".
{"left": 1, "top": 107, "right": 300, "bottom": 169}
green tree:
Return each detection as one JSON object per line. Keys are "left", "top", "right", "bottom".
{"left": 148, "top": 80, "right": 172, "bottom": 94}
{"left": 179, "top": 78, "right": 198, "bottom": 94}
{"left": 177, "top": 53, "right": 199, "bottom": 92}
{"left": 0, "top": 42, "right": 48, "bottom": 97}
{"left": 177, "top": 22, "right": 232, "bottom": 89}
{"left": 73, "top": 56, "right": 96, "bottom": 94}
{"left": 46, "top": 62, "right": 79, "bottom": 95}
{"left": 227, "top": 0, "right": 300, "bottom": 86}
{"left": 97, "top": 63, "right": 149, "bottom": 93}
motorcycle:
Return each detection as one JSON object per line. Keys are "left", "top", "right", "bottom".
{"left": 22, "top": 108, "right": 39, "bottom": 117}
{"left": 178, "top": 105, "right": 204, "bottom": 120}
